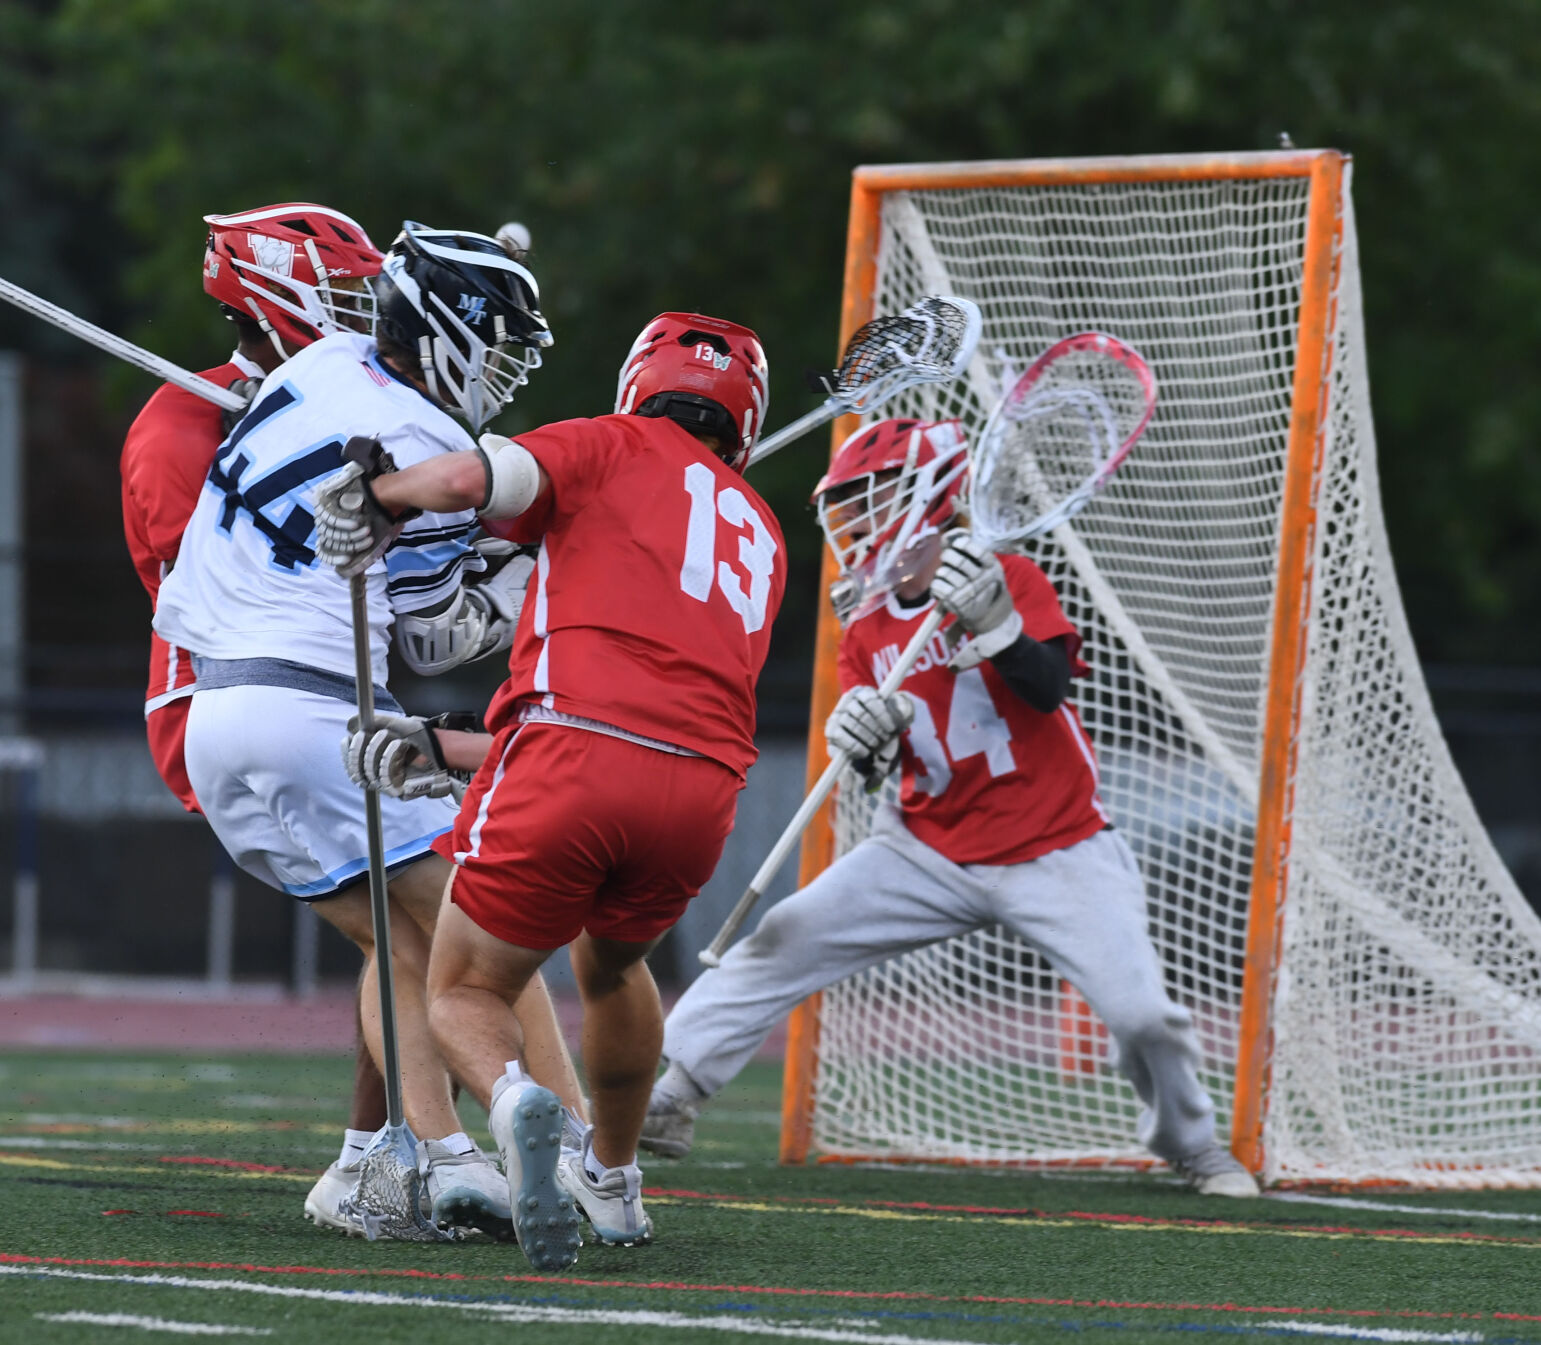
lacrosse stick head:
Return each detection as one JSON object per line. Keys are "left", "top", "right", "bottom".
{"left": 970, "top": 331, "right": 1156, "bottom": 548}
{"left": 204, "top": 203, "right": 384, "bottom": 358}
{"left": 813, "top": 418, "right": 969, "bottom": 619}
{"left": 336, "top": 1122, "right": 454, "bottom": 1242}
{"left": 832, "top": 295, "right": 982, "bottom": 414}
{"left": 615, "top": 311, "right": 769, "bottom": 471}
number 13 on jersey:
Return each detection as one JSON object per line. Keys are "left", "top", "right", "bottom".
{"left": 679, "top": 461, "right": 778, "bottom": 634}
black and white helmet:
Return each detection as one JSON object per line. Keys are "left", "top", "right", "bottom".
{"left": 372, "top": 222, "right": 553, "bottom": 430}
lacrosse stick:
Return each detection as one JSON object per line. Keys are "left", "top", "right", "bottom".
{"left": 0, "top": 275, "right": 247, "bottom": 413}
{"left": 700, "top": 331, "right": 1157, "bottom": 967}
{"left": 745, "top": 295, "right": 983, "bottom": 468}
{"left": 333, "top": 440, "right": 450, "bottom": 1241}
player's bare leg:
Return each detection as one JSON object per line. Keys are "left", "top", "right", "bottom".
{"left": 568, "top": 932, "right": 661, "bottom": 1169}
{"left": 426, "top": 897, "right": 580, "bottom": 1268}
{"left": 425, "top": 897, "right": 548, "bottom": 1106}
{"left": 313, "top": 885, "right": 461, "bottom": 1141}
{"left": 420, "top": 867, "right": 586, "bottom": 1122}
{"left": 350, "top": 966, "right": 388, "bottom": 1132}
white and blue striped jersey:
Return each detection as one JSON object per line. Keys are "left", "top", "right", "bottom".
{"left": 154, "top": 332, "right": 481, "bottom": 684}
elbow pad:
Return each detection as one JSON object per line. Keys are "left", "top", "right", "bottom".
{"left": 476, "top": 433, "right": 541, "bottom": 518}
{"left": 395, "top": 590, "right": 501, "bottom": 676}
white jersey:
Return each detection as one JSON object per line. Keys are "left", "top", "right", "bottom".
{"left": 155, "top": 332, "right": 481, "bottom": 683}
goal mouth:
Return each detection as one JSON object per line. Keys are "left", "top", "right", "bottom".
{"left": 785, "top": 149, "right": 1541, "bottom": 1191}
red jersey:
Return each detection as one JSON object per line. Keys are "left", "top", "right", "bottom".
{"left": 483, "top": 414, "right": 787, "bottom": 780}
{"left": 120, "top": 352, "right": 262, "bottom": 709}
{"left": 838, "top": 554, "right": 1108, "bottom": 866}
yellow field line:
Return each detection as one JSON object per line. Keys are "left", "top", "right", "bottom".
{"left": 0, "top": 1152, "right": 312, "bottom": 1184}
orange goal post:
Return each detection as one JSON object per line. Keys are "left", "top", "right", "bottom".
{"left": 779, "top": 150, "right": 1541, "bottom": 1188}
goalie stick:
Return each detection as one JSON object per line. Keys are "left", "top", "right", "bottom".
{"left": 0, "top": 274, "right": 247, "bottom": 414}
{"left": 745, "top": 295, "right": 982, "bottom": 468}
{"left": 700, "top": 331, "right": 1157, "bottom": 967}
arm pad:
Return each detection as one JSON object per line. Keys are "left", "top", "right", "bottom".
{"left": 395, "top": 589, "right": 496, "bottom": 676}
{"left": 476, "top": 433, "right": 542, "bottom": 518}
{"left": 990, "top": 634, "right": 1073, "bottom": 714}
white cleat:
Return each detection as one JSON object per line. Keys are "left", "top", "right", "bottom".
{"left": 489, "top": 1082, "right": 582, "bottom": 1271}
{"left": 637, "top": 1089, "right": 698, "bottom": 1160}
{"left": 1171, "top": 1144, "right": 1261, "bottom": 1197}
{"left": 558, "top": 1132, "right": 653, "bottom": 1247}
{"left": 303, "top": 1158, "right": 366, "bottom": 1236}
{"left": 419, "top": 1138, "right": 513, "bottom": 1240}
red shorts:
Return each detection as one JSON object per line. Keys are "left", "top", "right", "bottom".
{"left": 146, "top": 695, "right": 201, "bottom": 814}
{"left": 439, "top": 722, "right": 740, "bottom": 950}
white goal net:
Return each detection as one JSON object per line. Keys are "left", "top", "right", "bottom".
{"left": 800, "top": 154, "right": 1541, "bottom": 1187}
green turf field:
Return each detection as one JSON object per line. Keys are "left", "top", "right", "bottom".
{"left": 2, "top": 1051, "right": 1539, "bottom": 1343}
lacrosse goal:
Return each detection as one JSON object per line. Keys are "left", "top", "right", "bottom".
{"left": 781, "top": 149, "right": 1541, "bottom": 1188}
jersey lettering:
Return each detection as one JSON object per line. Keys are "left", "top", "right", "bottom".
{"left": 208, "top": 383, "right": 345, "bottom": 570}
{"left": 886, "top": 662, "right": 1016, "bottom": 800}
{"left": 678, "top": 462, "right": 778, "bottom": 634}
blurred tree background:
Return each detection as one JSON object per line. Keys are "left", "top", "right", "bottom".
{"left": 1, "top": 0, "right": 1538, "bottom": 727}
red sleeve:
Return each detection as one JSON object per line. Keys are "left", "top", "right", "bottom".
{"left": 119, "top": 379, "right": 228, "bottom": 600}
{"left": 480, "top": 417, "right": 614, "bottom": 545}
{"left": 837, "top": 626, "right": 874, "bottom": 693}
{"left": 1001, "top": 554, "right": 1088, "bottom": 677}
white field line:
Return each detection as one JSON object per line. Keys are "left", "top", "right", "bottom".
{"left": 1256, "top": 1321, "right": 1483, "bottom": 1343}
{"left": 35, "top": 1313, "right": 272, "bottom": 1337}
{"left": 4, "top": 1266, "right": 993, "bottom": 1345}
{"left": 1266, "top": 1192, "right": 1541, "bottom": 1224}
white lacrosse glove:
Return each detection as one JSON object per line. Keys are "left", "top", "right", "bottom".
{"left": 219, "top": 376, "right": 264, "bottom": 436}
{"left": 312, "top": 439, "right": 421, "bottom": 577}
{"left": 341, "top": 712, "right": 469, "bottom": 802}
{"left": 461, "top": 536, "right": 537, "bottom": 657}
{"left": 826, "top": 685, "right": 915, "bottom": 784}
{"left": 930, "top": 530, "right": 1023, "bottom": 671}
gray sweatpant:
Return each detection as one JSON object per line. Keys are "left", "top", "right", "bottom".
{"left": 663, "top": 814, "right": 1217, "bottom": 1162}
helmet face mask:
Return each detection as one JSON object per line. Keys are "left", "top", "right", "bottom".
{"left": 813, "top": 419, "right": 969, "bottom": 578}
{"left": 615, "top": 312, "right": 769, "bottom": 471}
{"left": 203, "top": 204, "right": 384, "bottom": 358}
{"left": 372, "top": 223, "right": 553, "bottom": 431}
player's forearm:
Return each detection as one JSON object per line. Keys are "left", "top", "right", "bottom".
{"left": 435, "top": 729, "right": 494, "bottom": 773}
{"left": 372, "top": 454, "right": 487, "bottom": 515}
{"left": 989, "top": 635, "right": 1072, "bottom": 714}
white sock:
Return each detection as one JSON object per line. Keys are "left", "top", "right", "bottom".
{"left": 340, "top": 1129, "right": 373, "bottom": 1165}
{"left": 583, "top": 1135, "right": 635, "bottom": 1184}
{"left": 656, "top": 1060, "right": 709, "bottom": 1105}
{"left": 490, "top": 1060, "right": 535, "bottom": 1112}
{"left": 436, "top": 1130, "right": 474, "bottom": 1156}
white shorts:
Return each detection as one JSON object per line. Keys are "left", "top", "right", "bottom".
{"left": 184, "top": 683, "right": 457, "bottom": 900}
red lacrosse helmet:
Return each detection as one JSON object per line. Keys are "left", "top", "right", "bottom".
{"left": 203, "top": 203, "right": 384, "bottom": 359}
{"left": 812, "top": 418, "right": 969, "bottom": 576}
{"left": 615, "top": 312, "right": 769, "bottom": 471}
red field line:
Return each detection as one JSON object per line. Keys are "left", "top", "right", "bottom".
{"left": 157, "top": 1156, "right": 301, "bottom": 1174}
{"left": 4, "top": 1252, "right": 1539, "bottom": 1324}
